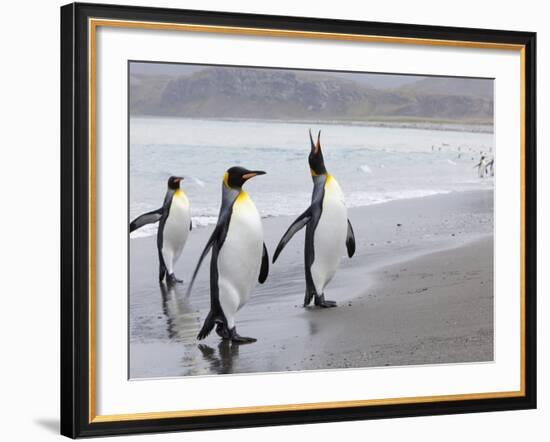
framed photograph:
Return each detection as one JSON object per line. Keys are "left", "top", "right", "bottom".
{"left": 60, "top": 2, "right": 536, "bottom": 438}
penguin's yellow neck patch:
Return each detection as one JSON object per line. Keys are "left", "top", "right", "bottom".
{"left": 223, "top": 172, "right": 230, "bottom": 188}
{"left": 236, "top": 191, "right": 250, "bottom": 204}
{"left": 174, "top": 189, "right": 190, "bottom": 206}
{"left": 324, "top": 174, "right": 338, "bottom": 191}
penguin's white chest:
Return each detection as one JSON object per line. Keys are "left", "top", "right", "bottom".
{"left": 478, "top": 160, "right": 487, "bottom": 177}
{"left": 163, "top": 190, "right": 191, "bottom": 255}
{"left": 217, "top": 192, "right": 263, "bottom": 310}
{"left": 311, "top": 175, "right": 348, "bottom": 293}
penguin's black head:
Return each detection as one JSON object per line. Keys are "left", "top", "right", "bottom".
{"left": 224, "top": 166, "right": 266, "bottom": 189}
{"left": 308, "top": 129, "right": 327, "bottom": 176}
{"left": 167, "top": 176, "right": 184, "bottom": 190}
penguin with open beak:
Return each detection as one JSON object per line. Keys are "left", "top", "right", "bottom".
{"left": 273, "top": 130, "right": 356, "bottom": 308}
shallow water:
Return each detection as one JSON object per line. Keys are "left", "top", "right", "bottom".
{"left": 129, "top": 117, "right": 494, "bottom": 237}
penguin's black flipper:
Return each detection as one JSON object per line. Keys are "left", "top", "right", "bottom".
{"left": 346, "top": 219, "right": 356, "bottom": 258}
{"left": 258, "top": 243, "right": 269, "bottom": 283}
{"left": 129, "top": 208, "right": 163, "bottom": 232}
{"left": 186, "top": 209, "right": 231, "bottom": 297}
{"left": 186, "top": 234, "right": 215, "bottom": 298}
{"left": 272, "top": 208, "right": 312, "bottom": 263}
{"left": 197, "top": 311, "right": 216, "bottom": 340}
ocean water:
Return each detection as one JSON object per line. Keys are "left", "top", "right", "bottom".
{"left": 130, "top": 117, "right": 494, "bottom": 238}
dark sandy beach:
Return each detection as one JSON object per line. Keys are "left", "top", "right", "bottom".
{"left": 129, "top": 189, "right": 493, "bottom": 378}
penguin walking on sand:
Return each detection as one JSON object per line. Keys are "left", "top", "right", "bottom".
{"left": 130, "top": 176, "right": 191, "bottom": 284}
{"left": 486, "top": 158, "right": 495, "bottom": 177}
{"left": 273, "top": 130, "right": 356, "bottom": 308}
{"left": 474, "top": 155, "right": 487, "bottom": 178}
{"left": 187, "top": 167, "right": 269, "bottom": 343}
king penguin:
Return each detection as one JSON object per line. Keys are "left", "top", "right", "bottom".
{"left": 130, "top": 176, "right": 192, "bottom": 285}
{"left": 474, "top": 155, "right": 487, "bottom": 178}
{"left": 273, "top": 130, "right": 356, "bottom": 308}
{"left": 486, "top": 158, "right": 495, "bottom": 177}
{"left": 186, "top": 167, "right": 269, "bottom": 343}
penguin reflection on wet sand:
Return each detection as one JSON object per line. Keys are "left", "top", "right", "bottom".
{"left": 159, "top": 282, "right": 199, "bottom": 341}
{"left": 187, "top": 167, "right": 269, "bottom": 343}
{"left": 130, "top": 176, "right": 192, "bottom": 285}
{"left": 273, "top": 130, "right": 356, "bottom": 308}
{"left": 198, "top": 341, "right": 240, "bottom": 374}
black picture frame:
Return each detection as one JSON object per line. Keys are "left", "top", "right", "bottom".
{"left": 60, "top": 2, "right": 536, "bottom": 438}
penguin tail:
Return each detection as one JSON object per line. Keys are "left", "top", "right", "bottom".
{"left": 197, "top": 311, "right": 216, "bottom": 340}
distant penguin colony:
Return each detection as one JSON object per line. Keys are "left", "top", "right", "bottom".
{"left": 429, "top": 144, "right": 493, "bottom": 179}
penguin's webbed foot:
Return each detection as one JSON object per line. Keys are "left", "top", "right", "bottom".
{"left": 229, "top": 327, "right": 257, "bottom": 344}
{"left": 166, "top": 273, "right": 184, "bottom": 285}
{"left": 215, "top": 323, "right": 231, "bottom": 340}
{"left": 314, "top": 294, "right": 337, "bottom": 308}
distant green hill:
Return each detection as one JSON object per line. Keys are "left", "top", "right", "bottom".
{"left": 129, "top": 67, "right": 493, "bottom": 124}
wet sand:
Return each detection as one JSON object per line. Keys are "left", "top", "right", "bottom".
{"left": 129, "top": 189, "right": 493, "bottom": 378}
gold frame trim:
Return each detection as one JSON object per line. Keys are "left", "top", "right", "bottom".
{"left": 88, "top": 18, "right": 527, "bottom": 424}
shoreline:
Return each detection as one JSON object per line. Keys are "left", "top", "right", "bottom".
{"left": 129, "top": 189, "right": 494, "bottom": 378}
{"left": 131, "top": 187, "right": 490, "bottom": 239}
{"left": 130, "top": 114, "right": 494, "bottom": 134}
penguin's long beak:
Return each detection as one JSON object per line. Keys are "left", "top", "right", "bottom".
{"left": 309, "top": 129, "right": 321, "bottom": 154}
{"left": 175, "top": 176, "right": 184, "bottom": 182}
{"left": 242, "top": 170, "right": 266, "bottom": 181}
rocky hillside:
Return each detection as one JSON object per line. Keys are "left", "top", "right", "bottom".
{"left": 130, "top": 67, "right": 493, "bottom": 123}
